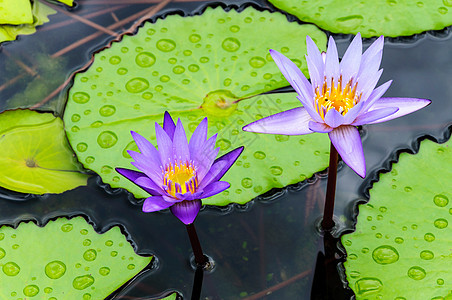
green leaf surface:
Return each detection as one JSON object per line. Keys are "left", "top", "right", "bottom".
{"left": 64, "top": 6, "right": 329, "bottom": 206}
{"left": 0, "top": 1, "right": 56, "bottom": 43}
{"left": 0, "top": 0, "right": 33, "bottom": 25}
{"left": 0, "top": 216, "right": 152, "bottom": 299}
{"left": 342, "top": 138, "right": 452, "bottom": 299}
{"left": 56, "top": 0, "right": 74, "bottom": 6}
{"left": 268, "top": 0, "right": 452, "bottom": 37}
{"left": 0, "top": 109, "right": 89, "bottom": 194}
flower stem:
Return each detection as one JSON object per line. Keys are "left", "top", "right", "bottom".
{"left": 186, "top": 223, "right": 208, "bottom": 267}
{"left": 321, "top": 142, "right": 338, "bottom": 231}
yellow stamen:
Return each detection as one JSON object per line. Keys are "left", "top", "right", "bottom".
{"left": 314, "top": 75, "right": 362, "bottom": 120}
{"left": 163, "top": 161, "right": 198, "bottom": 197}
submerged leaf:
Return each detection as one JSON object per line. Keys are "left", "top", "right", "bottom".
{"left": 268, "top": 0, "right": 452, "bottom": 37}
{"left": 64, "top": 6, "right": 329, "bottom": 205}
{"left": 0, "top": 216, "right": 152, "bottom": 299}
{"left": 342, "top": 138, "right": 452, "bottom": 299}
{"left": 0, "top": 109, "right": 89, "bottom": 194}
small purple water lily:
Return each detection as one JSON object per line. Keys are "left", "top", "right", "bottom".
{"left": 242, "top": 33, "right": 430, "bottom": 177}
{"left": 116, "top": 112, "right": 243, "bottom": 225}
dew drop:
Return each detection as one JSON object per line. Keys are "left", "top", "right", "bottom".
{"left": 372, "top": 245, "right": 399, "bottom": 264}
{"left": 127, "top": 264, "right": 135, "bottom": 270}
{"left": 404, "top": 186, "right": 412, "bottom": 192}
{"left": 85, "top": 156, "right": 95, "bottom": 164}
{"left": 217, "top": 139, "right": 231, "bottom": 150}
{"left": 80, "top": 229, "right": 88, "bottom": 235}
{"left": 111, "top": 251, "right": 118, "bottom": 257}
{"left": 420, "top": 250, "right": 434, "bottom": 260}
{"left": 355, "top": 278, "right": 382, "bottom": 295}
{"left": 125, "top": 78, "right": 149, "bottom": 93}
{"left": 444, "top": 0, "right": 452, "bottom": 6}
{"left": 394, "top": 237, "right": 404, "bottom": 244}
{"left": 73, "top": 92, "right": 90, "bottom": 104}
{"left": 438, "top": 7, "right": 448, "bottom": 14}
{"left": 275, "top": 135, "right": 289, "bottom": 142}
{"left": 270, "top": 166, "right": 283, "bottom": 176}
{"left": 200, "top": 57, "right": 209, "bottom": 63}
{"left": 73, "top": 275, "right": 95, "bottom": 290}
{"left": 97, "top": 131, "right": 118, "bottom": 148}
{"left": 122, "top": 141, "right": 139, "bottom": 158}
{"left": 3, "top": 262, "right": 20, "bottom": 276}
{"left": 183, "top": 50, "right": 192, "bottom": 56}
{"left": 222, "top": 37, "right": 241, "bottom": 52}
{"left": 45, "top": 261, "right": 66, "bottom": 279}
{"left": 433, "top": 194, "right": 449, "bottom": 207}
{"left": 335, "top": 15, "right": 364, "bottom": 30}
{"left": 434, "top": 218, "right": 448, "bottom": 229}
{"left": 83, "top": 293, "right": 92, "bottom": 300}
{"left": 172, "top": 65, "right": 185, "bottom": 74}
{"left": 134, "top": 52, "right": 156, "bottom": 68}
{"left": 424, "top": 233, "right": 435, "bottom": 242}
{"left": 249, "top": 56, "right": 266, "bottom": 68}
{"left": 244, "top": 17, "right": 252, "bottom": 23}
{"left": 224, "top": 78, "right": 232, "bottom": 86}
{"left": 23, "top": 285, "right": 39, "bottom": 297}
{"left": 105, "top": 240, "right": 113, "bottom": 247}
{"left": 117, "top": 67, "right": 128, "bottom": 75}
{"left": 156, "top": 39, "right": 176, "bottom": 52}
{"left": 189, "top": 34, "right": 201, "bottom": 43}
{"left": 241, "top": 178, "right": 253, "bottom": 188}
{"left": 349, "top": 271, "right": 360, "bottom": 278}
{"left": 0, "top": 247, "right": 5, "bottom": 259}
{"left": 44, "top": 287, "right": 53, "bottom": 294}
{"left": 230, "top": 25, "right": 240, "bottom": 32}
{"left": 109, "top": 56, "right": 121, "bottom": 65}
{"left": 83, "top": 239, "right": 91, "bottom": 246}
{"left": 71, "top": 114, "right": 81, "bottom": 122}
{"left": 188, "top": 64, "right": 199, "bottom": 72}
{"left": 99, "top": 105, "right": 116, "bottom": 117}
{"left": 416, "top": 1, "right": 424, "bottom": 6}
{"left": 407, "top": 266, "right": 426, "bottom": 280}
{"left": 83, "top": 249, "right": 97, "bottom": 261}
{"left": 77, "top": 143, "right": 88, "bottom": 152}
{"left": 437, "top": 278, "right": 444, "bottom": 285}
{"left": 99, "top": 267, "right": 110, "bottom": 276}
{"left": 61, "top": 223, "right": 73, "bottom": 232}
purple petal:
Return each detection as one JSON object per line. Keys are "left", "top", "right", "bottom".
{"left": 173, "top": 118, "right": 190, "bottom": 162}
{"left": 143, "top": 196, "right": 173, "bottom": 212}
{"left": 366, "top": 97, "right": 431, "bottom": 124}
{"left": 134, "top": 176, "right": 165, "bottom": 196}
{"left": 198, "top": 146, "right": 244, "bottom": 188}
{"left": 175, "top": 191, "right": 203, "bottom": 201}
{"left": 325, "top": 36, "right": 340, "bottom": 86}
{"left": 242, "top": 107, "right": 313, "bottom": 135}
{"left": 189, "top": 117, "right": 208, "bottom": 158}
{"left": 308, "top": 121, "right": 333, "bottom": 133}
{"left": 340, "top": 33, "right": 362, "bottom": 84}
{"left": 269, "top": 49, "right": 315, "bottom": 104}
{"left": 352, "top": 107, "right": 399, "bottom": 126}
{"left": 360, "top": 80, "right": 392, "bottom": 112}
{"left": 200, "top": 181, "right": 230, "bottom": 198}
{"left": 170, "top": 199, "right": 202, "bottom": 225}
{"left": 358, "top": 69, "right": 384, "bottom": 104}
{"left": 116, "top": 168, "right": 162, "bottom": 196}
{"left": 342, "top": 101, "right": 365, "bottom": 124}
{"left": 360, "top": 36, "right": 384, "bottom": 71}
{"left": 356, "top": 50, "right": 382, "bottom": 94}
{"left": 163, "top": 111, "right": 176, "bottom": 140}
{"left": 195, "top": 134, "right": 218, "bottom": 180}
{"left": 328, "top": 126, "right": 366, "bottom": 178}
{"left": 130, "top": 131, "right": 160, "bottom": 160}
{"left": 297, "top": 96, "right": 324, "bottom": 123}
{"left": 306, "top": 36, "right": 325, "bottom": 89}
{"left": 324, "top": 108, "right": 345, "bottom": 128}
{"left": 155, "top": 122, "right": 173, "bottom": 164}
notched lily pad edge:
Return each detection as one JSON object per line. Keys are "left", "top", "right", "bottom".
{"left": 338, "top": 125, "right": 452, "bottom": 295}
{"left": 0, "top": 213, "right": 157, "bottom": 299}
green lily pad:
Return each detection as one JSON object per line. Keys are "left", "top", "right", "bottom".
{"left": 0, "top": 109, "right": 89, "bottom": 194}
{"left": 160, "top": 293, "right": 178, "bottom": 300}
{"left": 56, "top": 0, "right": 74, "bottom": 6}
{"left": 64, "top": 6, "right": 329, "bottom": 205}
{"left": 268, "top": 0, "right": 452, "bottom": 37}
{"left": 342, "top": 138, "right": 452, "bottom": 299}
{"left": 0, "top": 216, "right": 152, "bottom": 299}
{"left": 0, "top": 0, "right": 56, "bottom": 43}
{"left": 0, "top": 0, "right": 33, "bottom": 25}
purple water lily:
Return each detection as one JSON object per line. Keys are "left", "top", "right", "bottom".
{"left": 243, "top": 33, "right": 430, "bottom": 177}
{"left": 116, "top": 112, "right": 243, "bottom": 225}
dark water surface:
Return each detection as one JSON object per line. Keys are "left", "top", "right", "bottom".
{"left": 0, "top": 0, "right": 451, "bottom": 299}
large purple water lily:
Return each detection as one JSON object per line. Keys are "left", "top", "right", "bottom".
{"left": 243, "top": 33, "right": 430, "bottom": 177}
{"left": 116, "top": 112, "right": 243, "bottom": 225}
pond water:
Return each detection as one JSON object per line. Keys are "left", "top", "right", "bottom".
{"left": 0, "top": 0, "right": 451, "bottom": 299}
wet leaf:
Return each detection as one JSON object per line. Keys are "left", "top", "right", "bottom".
{"left": 0, "top": 109, "right": 89, "bottom": 194}
{"left": 0, "top": 0, "right": 33, "bottom": 25}
{"left": 268, "top": 0, "right": 452, "bottom": 37}
{"left": 64, "top": 6, "right": 329, "bottom": 205}
{"left": 0, "top": 0, "right": 56, "bottom": 43}
{"left": 0, "top": 216, "right": 152, "bottom": 299}
{"left": 342, "top": 138, "right": 452, "bottom": 299}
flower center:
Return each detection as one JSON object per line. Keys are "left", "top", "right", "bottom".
{"left": 163, "top": 161, "right": 198, "bottom": 197}
{"left": 314, "top": 76, "right": 362, "bottom": 120}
